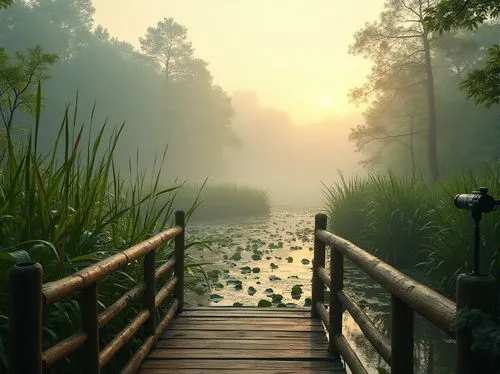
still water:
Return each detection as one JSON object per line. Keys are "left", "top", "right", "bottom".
{"left": 185, "top": 206, "right": 455, "bottom": 373}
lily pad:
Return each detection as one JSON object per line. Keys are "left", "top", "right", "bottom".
{"left": 230, "top": 252, "right": 242, "bottom": 261}
{"left": 264, "top": 288, "right": 274, "bottom": 296}
{"left": 240, "top": 266, "right": 252, "bottom": 274}
{"left": 210, "top": 294, "right": 224, "bottom": 303}
{"left": 291, "top": 285, "right": 303, "bottom": 300}
{"left": 258, "top": 299, "right": 272, "bottom": 307}
{"left": 272, "top": 294, "right": 283, "bottom": 303}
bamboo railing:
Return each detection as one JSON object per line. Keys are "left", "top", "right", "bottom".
{"left": 311, "top": 213, "right": 457, "bottom": 374}
{"left": 9, "top": 210, "right": 185, "bottom": 374}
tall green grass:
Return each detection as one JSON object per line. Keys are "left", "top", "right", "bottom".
{"left": 324, "top": 167, "right": 500, "bottom": 293}
{"left": 0, "top": 86, "right": 201, "bottom": 373}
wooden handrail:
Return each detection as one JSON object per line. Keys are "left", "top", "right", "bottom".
{"left": 311, "top": 212, "right": 458, "bottom": 374}
{"left": 316, "top": 228, "right": 456, "bottom": 337}
{"left": 42, "top": 226, "right": 183, "bottom": 306}
{"left": 9, "top": 210, "right": 186, "bottom": 374}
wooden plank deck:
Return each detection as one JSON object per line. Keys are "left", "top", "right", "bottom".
{"left": 138, "top": 307, "right": 346, "bottom": 374}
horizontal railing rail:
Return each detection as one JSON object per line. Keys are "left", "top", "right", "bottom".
{"left": 311, "top": 213, "right": 458, "bottom": 374}
{"left": 9, "top": 210, "right": 186, "bottom": 374}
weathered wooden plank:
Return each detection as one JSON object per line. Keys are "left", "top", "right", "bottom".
{"left": 173, "top": 317, "right": 321, "bottom": 325}
{"left": 162, "top": 329, "right": 327, "bottom": 340}
{"left": 178, "top": 311, "right": 310, "bottom": 321}
{"left": 141, "top": 307, "right": 345, "bottom": 374}
{"left": 155, "top": 339, "right": 328, "bottom": 350}
{"left": 168, "top": 323, "right": 324, "bottom": 332}
{"left": 183, "top": 307, "right": 309, "bottom": 312}
{"left": 140, "top": 359, "right": 344, "bottom": 370}
{"left": 148, "top": 348, "right": 333, "bottom": 359}
{"left": 139, "top": 369, "right": 342, "bottom": 374}
{"left": 179, "top": 308, "right": 311, "bottom": 318}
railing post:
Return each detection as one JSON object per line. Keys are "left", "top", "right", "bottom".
{"left": 330, "top": 247, "right": 343, "bottom": 358}
{"left": 174, "top": 210, "right": 185, "bottom": 313}
{"left": 455, "top": 273, "right": 498, "bottom": 374}
{"left": 80, "top": 282, "right": 100, "bottom": 374}
{"left": 144, "top": 246, "right": 156, "bottom": 336}
{"left": 9, "top": 262, "right": 43, "bottom": 374}
{"left": 391, "top": 295, "right": 413, "bottom": 374}
{"left": 312, "top": 213, "right": 327, "bottom": 318}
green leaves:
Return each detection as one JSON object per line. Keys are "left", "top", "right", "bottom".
{"left": 0, "top": 0, "right": 13, "bottom": 10}
{"left": 0, "top": 249, "right": 30, "bottom": 264}
{"left": 425, "top": 1, "right": 500, "bottom": 107}
{"left": 139, "top": 17, "right": 194, "bottom": 81}
{"left": 0, "top": 46, "right": 58, "bottom": 129}
{"left": 459, "top": 44, "right": 500, "bottom": 108}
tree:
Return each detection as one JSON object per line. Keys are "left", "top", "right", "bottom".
{"left": 0, "top": 0, "right": 12, "bottom": 9}
{"left": 0, "top": 46, "right": 58, "bottom": 130}
{"left": 350, "top": 94, "right": 427, "bottom": 173}
{"left": 349, "top": 0, "right": 441, "bottom": 180}
{"left": 425, "top": 0, "right": 500, "bottom": 107}
{"left": 139, "top": 17, "right": 194, "bottom": 82}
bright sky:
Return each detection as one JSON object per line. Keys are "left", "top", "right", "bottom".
{"left": 91, "top": 0, "right": 385, "bottom": 124}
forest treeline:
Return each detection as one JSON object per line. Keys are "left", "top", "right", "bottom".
{"left": 0, "top": 0, "right": 240, "bottom": 181}
{"left": 349, "top": 0, "right": 500, "bottom": 178}
{"left": 2, "top": 0, "right": 496, "bottom": 199}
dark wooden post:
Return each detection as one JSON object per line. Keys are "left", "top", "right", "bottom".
{"left": 456, "top": 274, "right": 498, "bottom": 374}
{"left": 391, "top": 295, "right": 414, "bottom": 374}
{"left": 80, "top": 283, "right": 100, "bottom": 374}
{"left": 312, "top": 213, "right": 327, "bottom": 318}
{"left": 10, "top": 262, "right": 43, "bottom": 374}
{"left": 143, "top": 247, "right": 156, "bottom": 336}
{"left": 329, "top": 247, "right": 344, "bottom": 358}
{"left": 174, "top": 210, "right": 185, "bottom": 313}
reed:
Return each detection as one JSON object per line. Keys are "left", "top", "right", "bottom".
{"left": 324, "top": 168, "right": 500, "bottom": 293}
{"left": 0, "top": 86, "right": 200, "bottom": 373}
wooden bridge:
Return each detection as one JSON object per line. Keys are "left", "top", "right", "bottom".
{"left": 7, "top": 211, "right": 495, "bottom": 373}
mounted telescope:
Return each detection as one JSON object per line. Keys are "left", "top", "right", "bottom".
{"left": 454, "top": 187, "right": 500, "bottom": 275}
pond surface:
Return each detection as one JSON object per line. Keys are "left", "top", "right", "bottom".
{"left": 185, "top": 206, "right": 455, "bottom": 374}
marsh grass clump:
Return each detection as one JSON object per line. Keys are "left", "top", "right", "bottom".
{"left": 173, "top": 183, "right": 270, "bottom": 221}
{"left": 324, "top": 168, "right": 500, "bottom": 293}
{"left": 0, "top": 89, "right": 201, "bottom": 373}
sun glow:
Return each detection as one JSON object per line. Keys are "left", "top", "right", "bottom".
{"left": 320, "top": 94, "right": 334, "bottom": 108}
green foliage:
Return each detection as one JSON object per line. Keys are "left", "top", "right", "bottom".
{"left": 139, "top": 17, "right": 195, "bottom": 81}
{"left": 0, "top": 46, "right": 58, "bottom": 129}
{"left": 173, "top": 183, "right": 270, "bottom": 221}
{"left": 351, "top": 0, "right": 500, "bottom": 175}
{"left": 0, "top": 0, "right": 11, "bottom": 9}
{"left": 425, "top": 0, "right": 500, "bottom": 31}
{"left": 459, "top": 44, "right": 500, "bottom": 107}
{"left": 425, "top": 0, "right": 500, "bottom": 107}
{"left": 0, "top": 2, "right": 240, "bottom": 180}
{"left": 324, "top": 168, "right": 500, "bottom": 292}
{"left": 0, "top": 88, "right": 201, "bottom": 372}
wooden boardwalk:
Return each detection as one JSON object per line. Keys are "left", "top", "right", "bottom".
{"left": 138, "top": 306, "right": 346, "bottom": 374}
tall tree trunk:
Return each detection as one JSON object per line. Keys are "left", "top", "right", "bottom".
{"left": 422, "top": 30, "right": 439, "bottom": 181}
{"left": 409, "top": 115, "right": 416, "bottom": 177}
